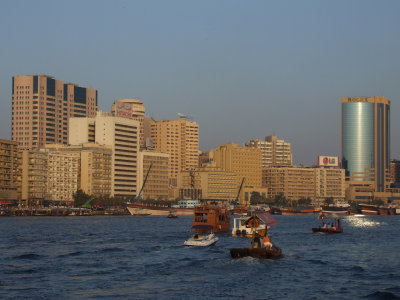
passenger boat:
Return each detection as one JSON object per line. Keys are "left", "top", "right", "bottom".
{"left": 192, "top": 204, "right": 231, "bottom": 233}
{"left": 312, "top": 213, "right": 343, "bottom": 233}
{"left": 231, "top": 212, "right": 278, "bottom": 237}
{"left": 184, "top": 233, "right": 219, "bottom": 247}
{"left": 230, "top": 245, "right": 282, "bottom": 259}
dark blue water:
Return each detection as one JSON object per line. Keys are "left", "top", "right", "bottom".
{"left": 0, "top": 215, "right": 399, "bottom": 300}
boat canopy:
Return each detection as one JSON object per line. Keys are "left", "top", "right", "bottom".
{"left": 192, "top": 224, "right": 214, "bottom": 230}
{"left": 255, "top": 212, "right": 279, "bottom": 226}
{"left": 319, "top": 212, "right": 339, "bottom": 220}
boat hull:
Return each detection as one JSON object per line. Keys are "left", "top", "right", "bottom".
{"left": 230, "top": 246, "right": 282, "bottom": 259}
{"left": 126, "top": 204, "right": 194, "bottom": 216}
{"left": 312, "top": 227, "right": 343, "bottom": 234}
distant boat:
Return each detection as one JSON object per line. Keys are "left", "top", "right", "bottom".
{"left": 312, "top": 213, "right": 343, "bottom": 234}
{"left": 167, "top": 211, "right": 178, "bottom": 218}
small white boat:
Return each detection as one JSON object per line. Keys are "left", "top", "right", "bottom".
{"left": 184, "top": 233, "right": 219, "bottom": 247}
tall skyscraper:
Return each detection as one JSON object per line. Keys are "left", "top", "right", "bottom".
{"left": 69, "top": 111, "right": 140, "bottom": 198}
{"left": 151, "top": 119, "right": 199, "bottom": 184}
{"left": 246, "top": 135, "right": 292, "bottom": 168}
{"left": 12, "top": 75, "right": 97, "bottom": 149}
{"left": 341, "top": 96, "right": 390, "bottom": 192}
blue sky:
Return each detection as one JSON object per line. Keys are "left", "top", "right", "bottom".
{"left": 1, "top": 0, "right": 399, "bottom": 164}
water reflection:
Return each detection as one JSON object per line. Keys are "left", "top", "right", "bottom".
{"left": 345, "top": 215, "right": 387, "bottom": 228}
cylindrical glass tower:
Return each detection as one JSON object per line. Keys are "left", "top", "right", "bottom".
{"left": 341, "top": 97, "right": 390, "bottom": 192}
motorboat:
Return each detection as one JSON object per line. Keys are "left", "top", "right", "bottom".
{"left": 184, "top": 233, "right": 219, "bottom": 247}
{"left": 167, "top": 211, "right": 178, "bottom": 218}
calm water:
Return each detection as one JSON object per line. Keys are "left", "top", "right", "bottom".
{"left": 0, "top": 215, "right": 399, "bottom": 300}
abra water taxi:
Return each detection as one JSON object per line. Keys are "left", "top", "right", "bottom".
{"left": 312, "top": 212, "right": 343, "bottom": 233}
{"left": 231, "top": 212, "right": 278, "bottom": 237}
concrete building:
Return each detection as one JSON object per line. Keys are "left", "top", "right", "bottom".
{"left": 263, "top": 166, "right": 345, "bottom": 204}
{"left": 151, "top": 119, "right": 199, "bottom": 184}
{"left": 137, "top": 150, "right": 169, "bottom": 201}
{"left": 210, "top": 143, "right": 262, "bottom": 188}
{"left": 11, "top": 75, "right": 97, "bottom": 149}
{"left": 45, "top": 151, "right": 79, "bottom": 204}
{"left": 341, "top": 96, "right": 390, "bottom": 196}
{"left": 246, "top": 135, "right": 292, "bottom": 167}
{"left": 0, "top": 139, "right": 21, "bottom": 204}
{"left": 21, "top": 150, "right": 48, "bottom": 205}
{"left": 69, "top": 111, "right": 140, "bottom": 199}
{"left": 45, "top": 143, "right": 112, "bottom": 197}
{"left": 177, "top": 165, "right": 240, "bottom": 202}
{"left": 111, "top": 98, "right": 153, "bottom": 149}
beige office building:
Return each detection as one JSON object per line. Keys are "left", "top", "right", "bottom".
{"left": 69, "top": 111, "right": 140, "bottom": 198}
{"left": 0, "top": 139, "right": 21, "bottom": 203}
{"left": 210, "top": 143, "right": 262, "bottom": 188}
{"left": 111, "top": 99, "right": 153, "bottom": 148}
{"left": 177, "top": 165, "right": 240, "bottom": 202}
{"left": 11, "top": 75, "right": 97, "bottom": 149}
{"left": 45, "top": 151, "right": 79, "bottom": 203}
{"left": 45, "top": 143, "right": 112, "bottom": 197}
{"left": 246, "top": 135, "right": 292, "bottom": 167}
{"left": 137, "top": 150, "right": 169, "bottom": 201}
{"left": 21, "top": 150, "right": 48, "bottom": 205}
{"left": 263, "top": 166, "right": 345, "bottom": 203}
{"left": 151, "top": 119, "right": 199, "bottom": 183}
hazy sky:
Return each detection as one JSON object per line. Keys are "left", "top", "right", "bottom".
{"left": 1, "top": 0, "right": 399, "bottom": 164}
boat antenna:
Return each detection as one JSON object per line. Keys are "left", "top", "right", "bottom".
{"left": 235, "top": 177, "right": 245, "bottom": 205}
{"left": 131, "top": 163, "right": 153, "bottom": 204}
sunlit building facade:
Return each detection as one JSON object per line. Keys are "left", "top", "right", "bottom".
{"left": 11, "top": 75, "right": 97, "bottom": 149}
{"left": 341, "top": 96, "right": 390, "bottom": 193}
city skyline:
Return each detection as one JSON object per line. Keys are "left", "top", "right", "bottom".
{"left": 1, "top": 1, "right": 400, "bottom": 164}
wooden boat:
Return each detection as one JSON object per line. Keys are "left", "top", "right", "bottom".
{"left": 184, "top": 233, "right": 219, "bottom": 247}
{"left": 192, "top": 204, "right": 231, "bottom": 233}
{"left": 231, "top": 212, "right": 278, "bottom": 237}
{"left": 230, "top": 245, "right": 282, "bottom": 259}
{"left": 312, "top": 213, "right": 343, "bottom": 233}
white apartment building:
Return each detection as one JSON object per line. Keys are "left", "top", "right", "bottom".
{"left": 69, "top": 111, "right": 140, "bottom": 198}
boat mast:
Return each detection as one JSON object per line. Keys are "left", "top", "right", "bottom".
{"left": 130, "top": 163, "right": 153, "bottom": 204}
{"left": 235, "top": 177, "right": 245, "bottom": 205}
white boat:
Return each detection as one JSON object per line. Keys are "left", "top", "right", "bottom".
{"left": 184, "top": 233, "right": 219, "bottom": 247}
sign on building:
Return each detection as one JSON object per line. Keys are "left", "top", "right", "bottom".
{"left": 318, "top": 156, "right": 339, "bottom": 167}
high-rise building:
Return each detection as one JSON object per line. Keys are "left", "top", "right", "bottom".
{"left": 11, "top": 75, "right": 97, "bottom": 149}
{"left": 0, "top": 139, "right": 21, "bottom": 204}
{"left": 151, "top": 119, "right": 199, "bottom": 183}
{"left": 69, "top": 111, "right": 140, "bottom": 198}
{"left": 246, "top": 135, "right": 292, "bottom": 168}
{"left": 111, "top": 99, "right": 153, "bottom": 148}
{"left": 341, "top": 96, "right": 390, "bottom": 193}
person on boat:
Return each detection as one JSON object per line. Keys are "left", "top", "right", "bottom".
{"left": 263, "top": 231, "right": 273, "bottom": 249}
{"left": 251, "top": 233, "right": 262, "bottom": 248}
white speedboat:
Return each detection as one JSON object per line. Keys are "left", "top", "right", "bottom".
{"left": 184, "top": 233, "right": 219, "bottom": 247}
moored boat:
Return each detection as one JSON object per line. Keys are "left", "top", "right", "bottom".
{"left": 127, "top": 203, "right": 193, "bottom": 216}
